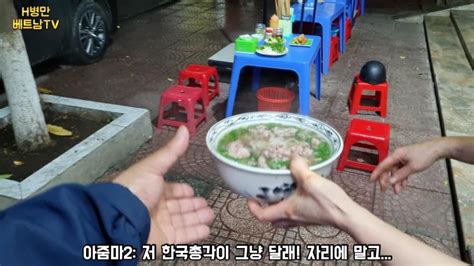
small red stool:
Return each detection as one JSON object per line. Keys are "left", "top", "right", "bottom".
{"left": 330, "top": 36, "right": 339, "bottom": 67}
{"left": 178, "top": 64, "right": 220, "bottom": 107}
{"left": 345, "top": 18, "right": 352, "bottom": 43}
{"left": 337, "top": 119, "right": 390, "bottom": 172}
{"left": 348, "top": 74, "right": 388, "bottom": 117}
{"left": 157, "top": 85, "right": 206, "bottom": 135}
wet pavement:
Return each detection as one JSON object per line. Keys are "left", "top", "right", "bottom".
{"left": 425, "top": 11, "right": 474, "bottom": 256}
{"left": 33, "top": 0, "right": 463, "bottom": 263}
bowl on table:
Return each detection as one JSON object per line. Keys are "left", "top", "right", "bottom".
{"left": 206, "top": 112, "right": 344, "bottom": 203}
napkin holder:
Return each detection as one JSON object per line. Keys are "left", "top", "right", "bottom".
{"left": 235, "top": 35, "right": 258, "bottom": 53}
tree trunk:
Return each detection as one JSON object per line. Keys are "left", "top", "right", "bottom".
{"left": 0, "top": 0, "right": 50, "bottom": 151}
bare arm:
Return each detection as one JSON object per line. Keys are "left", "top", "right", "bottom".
{"left": 370, "top": 136, "right": 474, "bottom": 194}
{"left": 341, "top": 201, "right": 464, "bottom": 265}
{"left": 441, "top": 137, "right": 474, "bottom": 164}
{"left": 248, "top": 157, "right": 465, "bottom": 265}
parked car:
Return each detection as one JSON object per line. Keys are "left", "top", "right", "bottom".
{"left": 14, "top": 0, "right": 171, "bottom": 65}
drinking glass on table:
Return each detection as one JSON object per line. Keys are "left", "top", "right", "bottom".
{"left": 256, "top": 23, "right": 266, "bottom": 35}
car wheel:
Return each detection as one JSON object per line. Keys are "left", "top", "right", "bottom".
{"left": 67, "top": 0, "right": 111, "bottom": 64}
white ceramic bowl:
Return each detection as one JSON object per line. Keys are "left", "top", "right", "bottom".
{"left": 206, "top": 112, "right": 344, "bottom": 203}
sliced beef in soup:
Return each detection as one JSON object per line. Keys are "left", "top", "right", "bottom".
{"left": 218, "top": 123, "right": 332, "bottom": 170}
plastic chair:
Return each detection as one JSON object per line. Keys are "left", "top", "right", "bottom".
{"left": 292, "top": 1, "right": 345, "bottom": 75}
{"left": 348, "top": 74, "right": 388, "bottom": 117}
{"left": 157, "top": 85, "right": 206, "bottom": 135}
{"left": 178, "top": 64, "right": 220, "bottom": 107}
{"left": 337, "top": 118, "right": 390, "bottom": 172}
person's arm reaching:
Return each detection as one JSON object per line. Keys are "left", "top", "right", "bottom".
{"left": 441, "top": 137, "right": 474, "bottom": 164}
{"left": 341, "top": 197, "right": 464, "bottom": 265}
{"left": 248, "top": 156, "right": 465, "bottom": 265}
{"left": 0, "top": 126, "right": 214, "bottom": 265}
{"left": 370, "top": 136, "right": 474, "bottom": 193}
{"left": 113, "top": 126, "right": 214, "bottom": 247}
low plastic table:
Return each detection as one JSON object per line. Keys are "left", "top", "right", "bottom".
{"left": 293, "top": 2, "right": 346, "bottom": 75}
{"left": 225, "top": 34, "right": 322, "bottom": 117}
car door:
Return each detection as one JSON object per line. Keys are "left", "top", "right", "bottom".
{"left": 14, "top": 0, "right": 71, "bottom": 65}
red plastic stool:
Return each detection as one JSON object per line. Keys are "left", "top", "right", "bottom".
{"left": 330, "top": 36, "right": 339, "bottom": 67}
{"left": 337, "top": 119, "right": 390, "bottom": 172}
{"left": 157, "top": 85, "right": 206, "bottom": 135}
{"left": 178, "top": 64, "right": 220, "bottom": 107}
{"left": 345, "top": 18, "right": 352, "bottom": 43}
{"left": 348, "top": 74, "right": 388, "bottom": 117}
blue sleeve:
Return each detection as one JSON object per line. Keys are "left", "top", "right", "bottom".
{"left": 0, "top": 183, "right": 150, "bottom": 266}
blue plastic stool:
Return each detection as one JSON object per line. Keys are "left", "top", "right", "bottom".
{"left": 304, "top": 0, "right": 356, "bottom": 19}
{"left": 225, "top": 34, "right": 322, "bottom": 117}
{"left": 292, "top": 2, "right": 345, "bottom": 75}
{"left": 326, "top": 0, "right": 356, "bottom": 21}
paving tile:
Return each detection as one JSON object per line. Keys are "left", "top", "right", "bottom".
{"left": 148, "top": 7, "right": 179, "bottom": 17}
{"left": 346, "top": 52, "right": 393, "bottom": 71}
{"left": 391, "top": 23, "right": 427, "bottom": 49}
{"left": 388, "top": 127, "right": 450, "bottom": 193}
{"left": 451, "top": 10, "right": 474, "bottom": 68}
{"left": 192, "top": 11, "right": 226, "bottom": 21}
{"left": 373, "top": 186, "right": 459, "bottom": 241}
{"left": 206, "top": 186, "right": 359, "bottom": 264}
{"left": 437, "top": 83, "right": 474, "bottom": 136}
{"left": 330, "top": 170, "right": 376, "bottom": 211}
{"left": 388, "top": 74, "right": 437, "bottom": 111}
{"left": 172, "top": 142, "right": 225, "bottom": 186}
{"left": 309, "top": 95, "right": 336, "bottom": 121}
{"left": 129, "top": 49, "right": 196, "bottom": 71}
{"left": 450, "top": 160, "right": 474, "bottom": 248}
{"left": 328, "top": 92, "right": 440, "bottom": 133}
{"left": 148, "top": 14, "right": 185, "bottom": 27}
{"left": 323, "top": 117, "right": 351, "bottom": 138}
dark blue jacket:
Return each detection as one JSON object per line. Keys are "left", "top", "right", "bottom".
{"left": 0, "top": 183, "right": 150, "bottom": 266}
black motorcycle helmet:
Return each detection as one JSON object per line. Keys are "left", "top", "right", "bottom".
{"left": 360, "top": 61, "right": 387, "bottom": 85}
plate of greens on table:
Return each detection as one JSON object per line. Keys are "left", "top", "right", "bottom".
{"left": 256, "top": 36, "right": 288, "bottom": 56}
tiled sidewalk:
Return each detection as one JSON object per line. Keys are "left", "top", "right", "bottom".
{"left": 36, "top": 0, "right": 462, "bottom": 263}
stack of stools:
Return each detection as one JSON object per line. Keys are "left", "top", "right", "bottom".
{"left": 157, "top": 64, "right": 220, "bottom": 135}
{"left": 337, "top": 61, "right": 390, "bottom": 172}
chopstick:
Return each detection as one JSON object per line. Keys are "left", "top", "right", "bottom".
{"left": 282, "top": 0, "right": 287, "bottom": 16}
{"left": 275, "top": 0, "right": 280, "bottom": 18}
{"left": 279, "top": 0, "right": 283, "bottom": 17}
{"left": 275, "top": 0, "right": 291, "bottom": 19}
